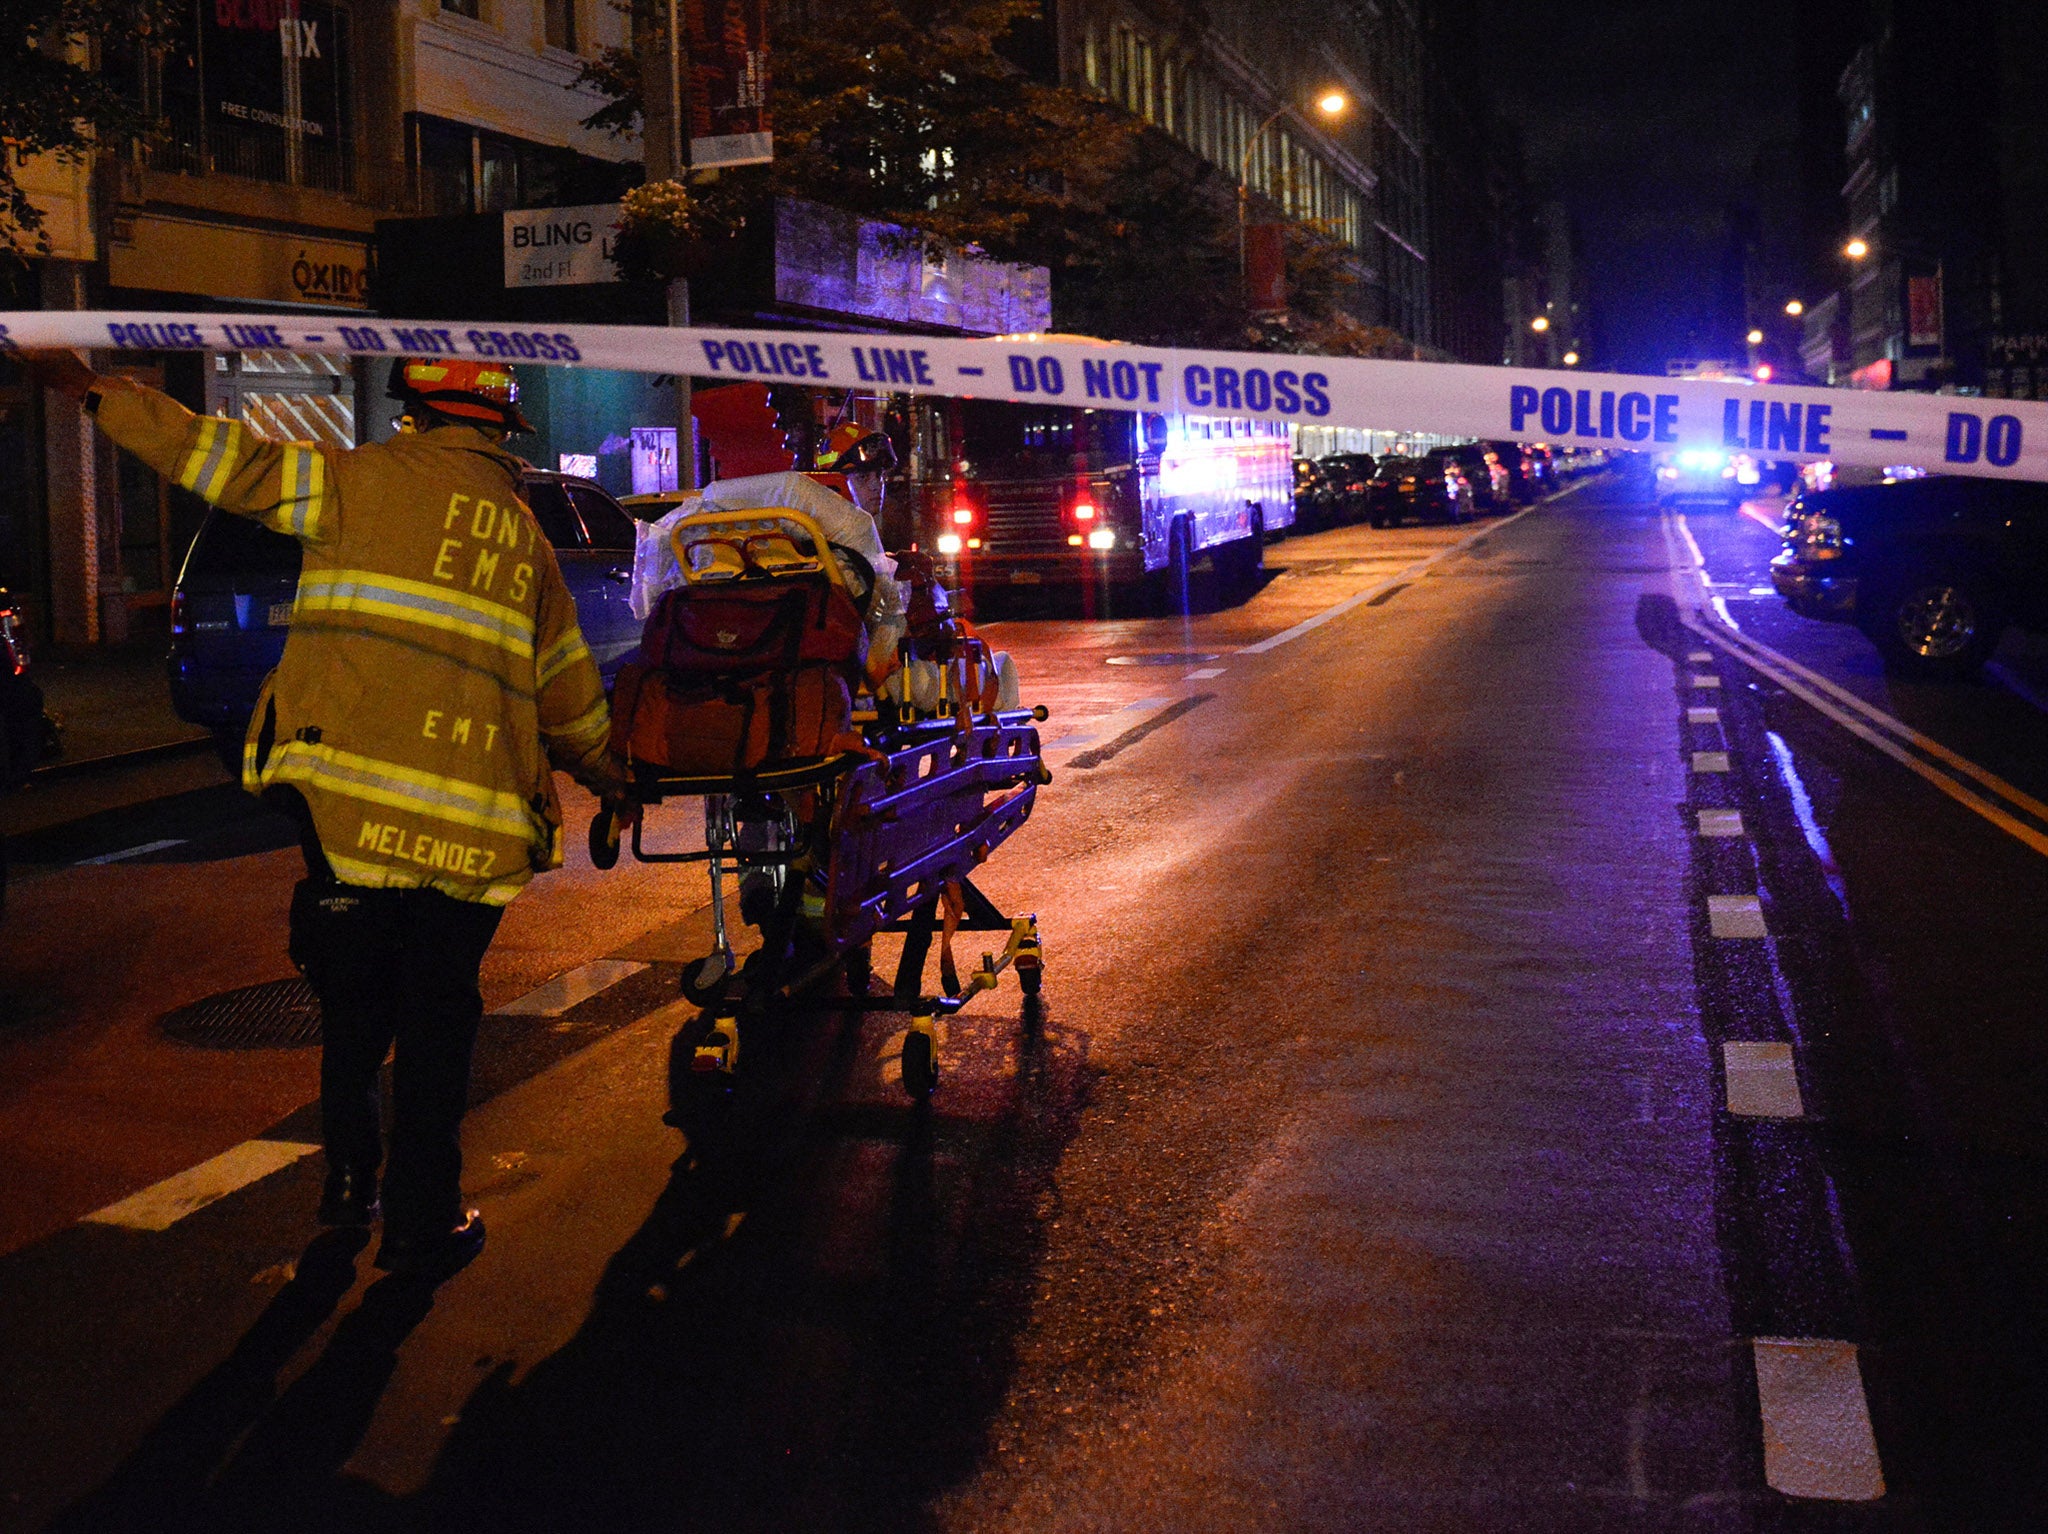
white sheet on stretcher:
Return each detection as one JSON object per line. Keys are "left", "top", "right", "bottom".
{"left": 628, "top": 472, "right": 907, "bottom": 635}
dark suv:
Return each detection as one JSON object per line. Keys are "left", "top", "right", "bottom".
{"left": 170, "top": 470, "right": 643, "bottom": 762}
{"left": 1771, "top": 474, "right": 2048, "bottom": 679}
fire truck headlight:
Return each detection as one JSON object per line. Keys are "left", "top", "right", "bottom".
{"left": 937, "top": 533, "right": 964, "bottom": 555}
{"left": 1067, "top": 533, "right": 1084, "bottom": 546}
{"left": 1086, "top": 529, "right": 1116, "bottom": 550}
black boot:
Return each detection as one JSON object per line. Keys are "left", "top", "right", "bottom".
{"left": 375, "top": 1210, "right": 486, "bottom": 1279}
{"left": 317, "top": 1165, "right": 381, "bottom": 1227}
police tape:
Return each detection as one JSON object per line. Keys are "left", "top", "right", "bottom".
{"left": 5, "top": 309, "right": 2046, "bottom": 482}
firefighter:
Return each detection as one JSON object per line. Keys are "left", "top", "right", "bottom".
{"left": 19, "top": 349, "right": 634, "bottom": 1281}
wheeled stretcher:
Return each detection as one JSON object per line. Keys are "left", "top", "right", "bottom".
{"left": 588, "top": 507, "right": 1049, "bottom": 1104}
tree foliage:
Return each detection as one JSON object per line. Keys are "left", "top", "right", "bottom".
{"left": 1, "top": 0, "right": 181, "bottom": 251}
{"left": 577, "top": 0, "right": 1397, "bottom": 353}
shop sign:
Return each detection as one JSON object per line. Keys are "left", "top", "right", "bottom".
{"left": 503, "top": 204, "right": 623, "bottom": 289}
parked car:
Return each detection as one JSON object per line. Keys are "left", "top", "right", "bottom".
{"left": 1434, "top": 444, "right": 1512, "bottom": 511}
{"left": 1293, "top": 457, "right": 1339, "bottom": 531}
{"left": 1771, "top": 474, "right": 2048, "bottom": 679}
{"left": 169, "top": 469, "right": 644, "bottom": 766}
{"left": 1367, "top": 456, "right": 1475, "bottom": 527}
{"left": 1485, "top": 441, "right": 1542, "bottom": 503}
{"left": 1317, "top": 453, "right": 1378, "bottom": 525}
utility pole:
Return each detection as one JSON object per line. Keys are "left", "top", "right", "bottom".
{"left": 651, "top": 0, "right": 697, "bottom": 488}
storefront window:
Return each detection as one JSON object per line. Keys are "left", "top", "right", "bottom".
{"left": 133, "top": 0, "right": 356, "bottom": 194}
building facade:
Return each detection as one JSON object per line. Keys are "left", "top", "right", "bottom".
{"left": 3, "top": 0, "right": 640, "bottom": 645}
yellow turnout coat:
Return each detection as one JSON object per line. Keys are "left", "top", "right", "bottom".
{"left": 91, "top": 379, "right": 614, "bottom": 905}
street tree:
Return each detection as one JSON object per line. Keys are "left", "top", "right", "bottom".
{"left": 0, "top": 0, "right": 181, "bottom": 253}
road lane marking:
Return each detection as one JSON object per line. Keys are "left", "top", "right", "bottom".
{"left": 76, "top": 839, "right": 187, "bottom": 866}
{"left": 1698, "top": 809, "right": 1745, "bottom": 838}
{"left": 1692, "top": 674, "right": 1722, "bottom": 689}
{"left": 1692, "top": 751, "right": 1731, "bottom": 773}
{"left": 1690, "top": 618, "right": 2048, "bottom": 860}
{"left": 1724, "top": 1041, "right": 1805, "bottom": 1117}
{"left": 1236, "top": 505, "right": 1536, "bottom": 655}
{"left": 1687, "top": 650, "right": 1713, "bottom": 663}
{"left": 1185, "top": 667, "right": 1226, "bottom": 680}
{"left": 1752, "top": 1339, "right": 1886, "bottom": 1501}
{"left": 1708, "top": 894, "right": 1768, "bottom": 938}
{"left": 1067, "top": 695, "right": 1214, "bottom": 770}
{"left": 1688, "top": 707, "right": 1721, "bottom": 725}
{"left": 1043, "top": 696, "right": 1171, "bottom": 752}
{"left": 84, "top": 1140, "right": 320, "bottom": 1231}
{"left": 498, "top": 959, "right": 650, "bottom": 1017}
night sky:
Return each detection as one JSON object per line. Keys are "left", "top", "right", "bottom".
{"left": 1471, "top": 0, "right": 1810, "bottom": 375}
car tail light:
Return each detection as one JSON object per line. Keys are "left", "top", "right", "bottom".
{"left": 0, "top": 603, "right": 25, "bottom": 677}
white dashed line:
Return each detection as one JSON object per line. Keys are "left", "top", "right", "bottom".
{"left": 1688, "top": 707, "right": 1721, "bottom": 725}
{"left": 77, "top": 839, "right": 186, "bottom": 866}
{"left": 1752, "top": 1338, "right": 1886, "bottom": 1501}
{"left": 1184, "top": 667, "right": 1226, "bottom": 680}
{"left": 1043, "top": 696, "right": 1172, "bottom": 753}
{"left": 1698, "top": 809, "right": 1745, "bottom": 838}
{"left": 1692, "top": 751, "right": 1731, "bottom": 774}
{"left": 1708, "top": 894, "right": 1768, "bottom": 938}
{"left": 1686, "top": 650, "right": 1713, "bottom": 663}
{"left": 1723, "top": 1041, "right": 1805, "bottom": 1117}
{"left": 498, "top": 959, "right": 649, "bottom": 1017}
{"left": 1692, "top": 674, "right": 1722, "bottom": 690}
{"left": 1237, "top": 506, "right": 1536, "bottom": 655}
{"left": 84, "top": 1140, "right": 320, "bottom": 1231}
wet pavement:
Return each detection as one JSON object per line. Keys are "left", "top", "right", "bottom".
{"left": 5, "top": 472, "right": 2048, "bottom": 1529}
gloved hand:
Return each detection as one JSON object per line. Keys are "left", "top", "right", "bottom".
{"left": 14, "top": 349, "right": 98, "bottom": 402}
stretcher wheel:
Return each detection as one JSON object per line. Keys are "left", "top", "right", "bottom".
{"left": 680, "top": 953, "right": 731, "bottom": 1006}
{"left": 901, "top": 1027, "right": 938, "bottom": 1099}
{"left": 1017, "top": 961, "right": 1042, "bottom": 997}
{"left": 589, "top": 808, "right": 620, "bottom": 870}
{"left": 843, "top": 943, "right": 873, "bottom": 997}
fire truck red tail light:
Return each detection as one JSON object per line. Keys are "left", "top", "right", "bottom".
{"left": 1072, "top": 501, "right": 1096, "bottom": 522}
{"left": 952, "top": 506, "right": 975, "bottom": 525}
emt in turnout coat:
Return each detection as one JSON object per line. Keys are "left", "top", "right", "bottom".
{"left": 21, "top": 349, "right": 630, "bottom": 1279}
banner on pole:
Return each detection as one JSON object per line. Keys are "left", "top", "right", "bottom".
{"left": 4, "top": 310, "right": 2045, "bottom": 482}
{"left": 686, "top": 0, "right": 771, "bottom": 168}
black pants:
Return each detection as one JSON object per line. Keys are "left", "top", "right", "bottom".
{"left": 290, "top": 877, "right": 502, "bottom": 1239}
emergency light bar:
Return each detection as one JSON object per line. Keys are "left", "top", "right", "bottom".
{"left": 4, "top": 311, "right": 2045, "bottom": 483}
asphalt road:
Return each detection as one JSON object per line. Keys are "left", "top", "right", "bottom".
{"left": 5, "top": 472, "right": 2048, "bottom": 1531}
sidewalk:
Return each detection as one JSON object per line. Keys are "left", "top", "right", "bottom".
{"left": 31, "top": 642, "right": 210, "bottom": 771}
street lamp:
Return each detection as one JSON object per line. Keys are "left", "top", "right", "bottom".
{"left": 1237, "top": 89, "right": 1348, "bottom": 282}
{"left": 1843, "top": 237, "right": 1870, "bottom": 261}
{"left": 1530, "top": 315, "right": 1550, "bottom": 333}
{"left": 1562, "top": 351, "right": 1579, "bottom": 367}
{"left": 1746, "top": 328, "right": 1765, "bottom": 346}
{"left": 1784, "top": 299, "right": 1805, "bottom": 318}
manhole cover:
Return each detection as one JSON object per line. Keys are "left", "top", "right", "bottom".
{"left": 161, "top": 978, "right": 322, "bottom": 1049}
{"left": 1104, "top": 652, "right": 1220, "bottom": 666}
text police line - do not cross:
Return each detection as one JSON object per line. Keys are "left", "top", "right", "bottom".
{"left": 4, "top": 310, "right": 2046, "bottom": 482}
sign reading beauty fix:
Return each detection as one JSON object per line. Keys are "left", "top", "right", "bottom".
{"left": 4, "top": 311, "right": 2047, "bottom": 483}
{"left": 503, "top": 205, "right": 622, "bottom": 289}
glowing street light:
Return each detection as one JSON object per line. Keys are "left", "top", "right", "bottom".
{"left": 1843, "top": 238, "right": 1870, "bottom": 260}
{"left": 1746, "top": 328, "right": 1764, "bottom": 346}
{"left": 1530, "top": 315, "right": 1550, "bottom": 333}
{"left": 1784, "top": 299, "right": 1805, "bottom": 317}
{"left": 1238, "top": 89, "right": 1350, "bottom": 283}
{"left": 1562, "top": 351, "right": 1580, "bottom": 367}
